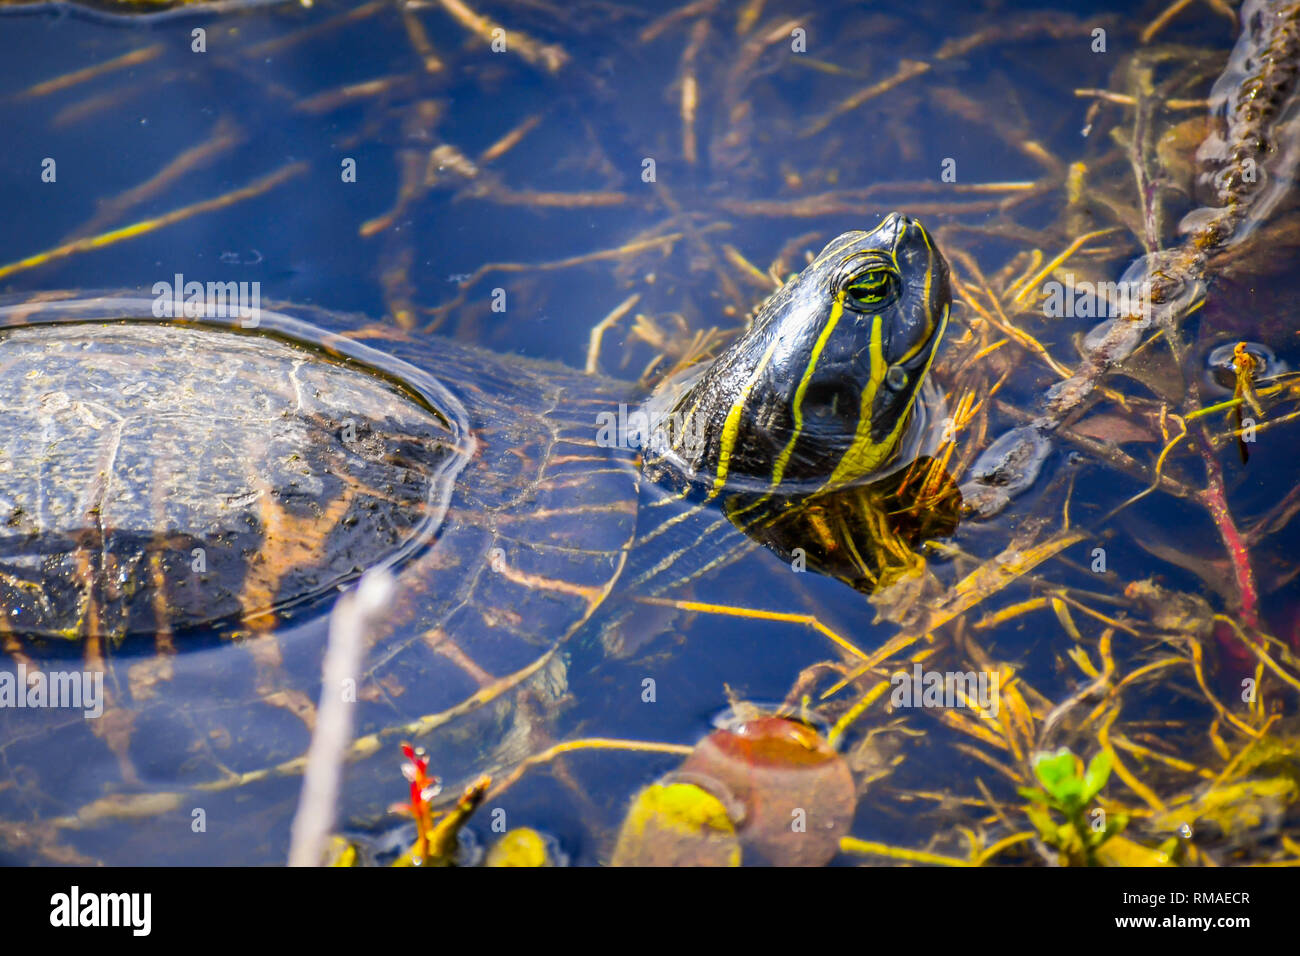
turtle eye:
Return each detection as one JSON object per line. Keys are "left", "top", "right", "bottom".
{"left": 844, "top": 267, "right": 899, "bottom": 313}
{"left": 885, "top": 365, "right": 908, "bottom": 391}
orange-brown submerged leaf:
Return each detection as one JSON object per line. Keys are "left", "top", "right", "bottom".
{"left": 678, "top": 716, "right": 856, "bottom": 866}
{"left": 1072, "top": 412, "right": 1157, "bottom": 444}
{"left": 1124, "top": 579, "right": 1217, "bottom": 636}
{"left": 1155, "top": 115, "right": 1214, "bottom": 195}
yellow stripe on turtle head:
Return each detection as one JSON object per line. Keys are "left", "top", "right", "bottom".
{"left": 825, "top": 235, "right": 946, "bottom": 492}
{"left": 830, "top": 301, "right": 948, "bottom": 489}
{"left": 767, "top": 290, "right": 847, "bottom": 490}
{"left": 709, "top": 331, "right": 785, "bottom": 496}
{"left": 824, "top": 304, "right": 891, "bottom": 488}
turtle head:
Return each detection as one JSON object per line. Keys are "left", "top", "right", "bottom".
{"left": 647, "top": 213, "right": 951, "bottom": 494}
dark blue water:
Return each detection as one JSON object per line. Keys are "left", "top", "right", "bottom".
{"left": 1, "top": 0, "right": 1296, "bottom": 866}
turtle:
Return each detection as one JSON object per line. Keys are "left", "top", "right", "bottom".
{"left": 0, "top": 212, "right": 952, "bottom": 865}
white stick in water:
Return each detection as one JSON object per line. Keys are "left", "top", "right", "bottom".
{"left": 287, "top": 568, "right": 396, "bottom": 867}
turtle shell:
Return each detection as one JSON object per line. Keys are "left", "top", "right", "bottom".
{"left": 0, "top": 296, "right": 648, "bottom": 864}
{"left": 0, "top": 313, "right": 468, "bottom": 641}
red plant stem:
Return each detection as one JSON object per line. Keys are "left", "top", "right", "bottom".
{"left": 1194, "top": 426, "right": 1259, "bottom": 633}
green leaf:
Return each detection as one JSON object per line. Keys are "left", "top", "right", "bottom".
{"left": 1033, "top": 748, "right": 1093, "bottom": 811}
{"left": 1098, "top": 811, "right": 1129, "bottom": 846}
{"left": 1018, "top": 786, "right": 1052, "bottom": 806}
{"left": 1081, "top": 749, "right": 1114, "bottom": 804}
{"left": 1024, "top": 804, "right": 1058, "bottom": 842}
{"left": 1033, "top": 748, "right": 1078, "bottom": 791}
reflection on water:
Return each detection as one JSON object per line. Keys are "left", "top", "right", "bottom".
{"left": 727, "top": 452, "right": 963, "bottom": 596}
{"left": 0, "top": 0, "right": 1298, "bottom": 866}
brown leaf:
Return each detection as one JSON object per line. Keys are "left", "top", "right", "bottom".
{"left": 678, "top": 716, "right": 856, "bottom": 866}
{"left": 1071, "top": 412, "right": 1157, "bottom": 444}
